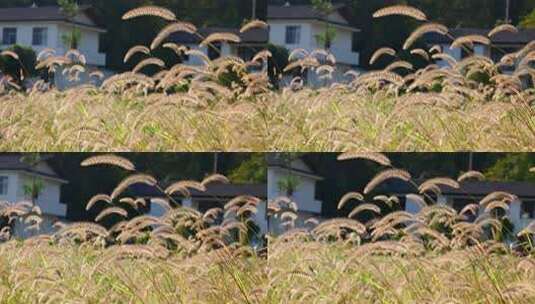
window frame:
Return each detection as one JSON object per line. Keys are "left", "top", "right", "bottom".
{"left": 521, "top": 200, "right": 535, "bottom": 219}
{"left": 0, "top": 176, "right": 8, "bottom": 196}
{"left": 32, "top": 27, "right": 48, "bottom": 46}
{"left": 285, "top": 25, "right": 301, "bottom": 45}
{"left": 2, "top": 27, "right": 17, "bottom": 45}
{"left": 207, "top": 43, "right": 221, "bottom": 60}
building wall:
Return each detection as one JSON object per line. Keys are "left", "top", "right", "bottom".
{"left": 16, "top": 173, "right": 66, "bottom": 216}
{"left": 269, "top": 20, "right": 313, "bottom": 50}
{"left": 268, "top": 210, "right": 320, "bottom": 235}
{"left": 0, "top": 171, "right": 21, "bottom": 203}
{"left": 56, "top": 23, "right": 106, "bottom": 66}
{"left": 0, "top": 170, "right": 66, "bottom": 239}
{"left": 182, "top": 43, "right": 238, "bottom": 66}
{"left": 12, "top": 213, "right": 64, "bottom": 239}
{"left": 267, "top": 161, "right": 323, "bottom": 235}
{"left": 269, "top": 19, "right": 359, "bottom": 87}
{"left": 52, "top": 65, "right": 113, "bottom": 90}
{"left": 269, "top": 20, "right": 359, "bottom": 66}
{"left": 0, "top": 21, "right": 59, "bottom": 52}
{"left": 268, "top": 167, "right": 322, "bottom": 214}
{"left": 0, "top": 20, "right": 105, "bottom": 66}
{"left": 405, "top": 194, "right": 528, "bottom": 235}
{"left": 434, "top": 43, "right": 490, "bottom": 68}
{"left": 255, "top": 199, "right": 268, "bottom": 235}
{"left": 309, "top": 22, "right": 359, "bottom": 66}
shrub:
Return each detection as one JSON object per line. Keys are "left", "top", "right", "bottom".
{"left": 0, "top": 45, "right": 37, "bottom": 84}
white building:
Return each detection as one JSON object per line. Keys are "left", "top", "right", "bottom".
{"left": 0, "top": 4, "right": 107, "bottom": 88}
{"left": 393, "top": 180, "right": 535, "bottom": 236}
{"left": 170, "top": 3, "right": 361, "bottom": 87}
{"left": 128, "top": 182, "right": 268, "bottom": 236}
{"left": 267, "top": 154, "right": 323, "bottom": 235}
{"left": 423, "top": 27, "right": 535, "bottom": 69}
{"left": 267, "top": 3, "right": 361, "bottom": 86}
{"left": 171, "top": 27, "right": 268, "bottom": 68}
{"left": 0, "top": 154, "right": 68, "bottom": 238}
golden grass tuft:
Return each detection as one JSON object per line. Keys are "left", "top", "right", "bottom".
{"left": 122, "top": 6, "right": 176, "bottom": 21}
{"left": 373, "top": 5, "right": 428, "bottom": 21}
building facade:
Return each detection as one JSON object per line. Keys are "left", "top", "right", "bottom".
{"left": 0, "top": 5, "right": 107, "bottom": 88}
{"left": 267, "top": 3, "right": 360, "bottom": 86}
{"left": 267, "top": 154, "right": 324, "bottom": 235}
{"left": 0, "top": 154, "right": 68, "bottom": 238}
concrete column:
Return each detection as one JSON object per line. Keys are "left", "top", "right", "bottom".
{"left": 437, "top": 195, "right": 448, "bottom": 205}
{"left": 254, "top": 200, "right": 268, "bottom": 235}
{"left": 220, "top": 43, "right": 232, "bottom": 56}
{"left": 182, "top": 198, "right": 193, "bottom": 208}
{"left": 510, "top": 198, "right": 522, "bottom": 233}
{"left": 405, "top": 194, "right": 424, "bottom": 214}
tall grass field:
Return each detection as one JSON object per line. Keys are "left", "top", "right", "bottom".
{"left": 1, "top": 153, "right": 535, "bottom": 303}
{"left": 0, "top": 4, "right": 534, "bottom": 151}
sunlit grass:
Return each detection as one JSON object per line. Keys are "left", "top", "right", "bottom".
{"left": 0, "top": 241, "right": 266, "bottom": 303}
{"left": 267, "top": 240, "right": 535, "bottom": 303}
{"left": 1, "top": 87, "right": 533, "bottom": 152}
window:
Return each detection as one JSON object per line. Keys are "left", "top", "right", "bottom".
{"left": 207, "top": 43, "right": 221, "bottom": 60}
{"left": 98, "top": 33, "right": 106, "bottom": 53}
{"left": 181, "top": 46, "right": 190, "bottom": 62}
{"left": 238, "top": 47, "right": 255, "bottom": 61}
{"left": 522, "top": 201, "right": 535, "bottom": 218}
{"left": 32, "top": 27, "right": 48, "bottom": 46}
{"left": 0, "top": 176, "right": 8, "bottom": 196}
{"left": 285, "top": 26, "right": 301, "bottom": 44}
{"left": 2, "top": 28, "right": 17, "bottom": 45}
{"left": 352, "top": 31, "right": 364, "bottom": 53}
{"left": 461, "top": 45, "right": 474, "bottom": 59}
{"left": 196, "top": 201, "right": 224, "bottom": 225}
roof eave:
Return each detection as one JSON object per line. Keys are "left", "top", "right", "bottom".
{"left": 269, "top": 165, "right": 324, "bottom": 181}
{"left": 268, "top": 17, "right": 360, "bottom": 32}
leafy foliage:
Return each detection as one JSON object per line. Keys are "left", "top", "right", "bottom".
{"left": 0, "top": 45, "right": 36, "bottom": 83}
{"left": 485, "top": 154, "right": 535, "bottom": 182}
{"left": 267, "top": 43, "right": 289, "bottom": 89}
{"left": 521, "top": 8, "right": 535, "bottom": 27}
{"left": 228, "top": 154, "right": 267, "bottom": 184}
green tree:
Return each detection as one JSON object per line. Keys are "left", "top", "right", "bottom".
{"left": 228, "top": 154, "right": 267, "bottom": 184}
{"left": 0, "top": 45, "right": 36, "bottom": 85}
{"left": 58, "top": 0, "right": 81, "bottom": 49}
{"left": 520, "top": 8, "right": 535, "bottom": 27}
{"left": 484, "top": 154, "right": 535, "bottom": 182}
{"left": 312, "top": 0, "right": 336, "bottom": 49}
{"left": 267, "top": 43, "right": 289, "bottom": 89}
{"left": 20, "top": 154, "right": 45, "bottom": 206}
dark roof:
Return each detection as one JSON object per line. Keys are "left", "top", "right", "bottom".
{"left": 0, "top": 5, "right": 104, "bottom": 30}
{"left": 0, "top": 154, "right": 65, "bottom": 182}
{"left": 424, "top": 27, "right": 535, "bottom": 45}
{"left": 267, "top": 4, "right": 358, "bottom": 29}
{"left": 379, "top": 179, "right": 535, "bottom": 199}
{"left": 171, "top": 27, "right": 268, "bottom": 44}
{"left": 128, "top": 183, "right": 267, "bottom": 200}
